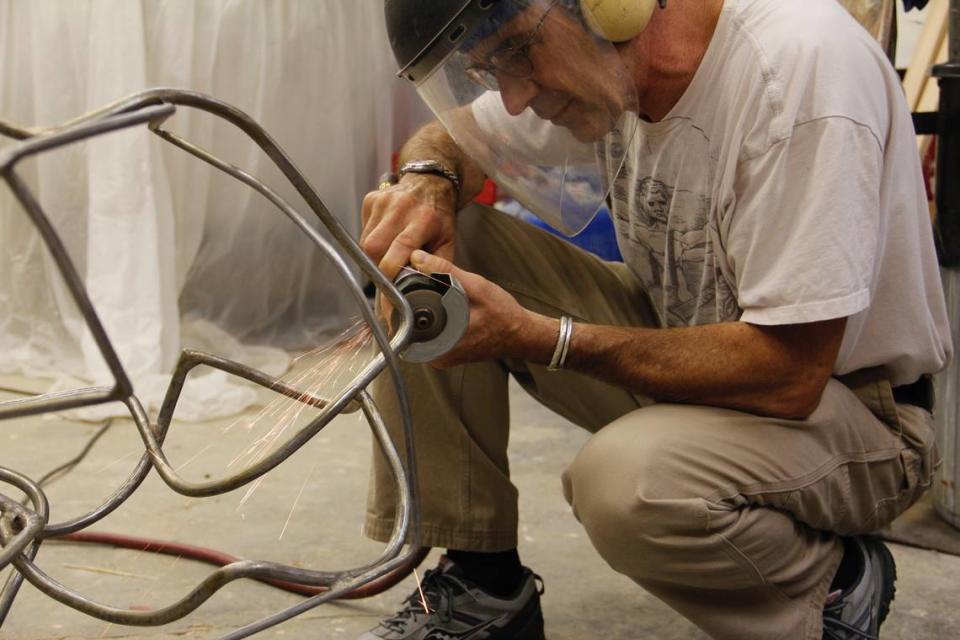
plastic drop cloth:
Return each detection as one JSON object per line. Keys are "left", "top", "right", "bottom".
{"left": 0, "top": 0, "right": 434, "bottom": 421}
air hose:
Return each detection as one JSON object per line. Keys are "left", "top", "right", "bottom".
{"left": 54, "top": 531, "right": 430, "bottom": 600}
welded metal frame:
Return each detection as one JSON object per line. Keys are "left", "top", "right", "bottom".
{"left": 0, "top": 89, "right": 422, "bottom": 638}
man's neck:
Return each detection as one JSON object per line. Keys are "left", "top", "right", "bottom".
{"left": 623, "top": 0, "right": 725, "bottom": 122}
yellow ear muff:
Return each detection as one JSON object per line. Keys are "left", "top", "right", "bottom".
{"left": 579, "top": 0, "right": 657, "bottom": 42}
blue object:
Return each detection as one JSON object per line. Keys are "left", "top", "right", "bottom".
{"left": 903, "top": 0, "right": 929, "bottom": 11}
{"left": 498, "top": 199, "right": 624, "bottom": 262}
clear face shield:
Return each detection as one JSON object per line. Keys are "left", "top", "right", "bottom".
{"left": 414, "top": 0, "right": 640, "bottom": 236}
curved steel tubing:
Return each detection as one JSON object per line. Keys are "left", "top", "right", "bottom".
{"left": 0, "top": 467, "right": 49, "bottom": 625}
{"left": 2, "top": 92, "right": 415, "bottom": 500}
{"left": 0, "top": 107, "right": 177, "bottom": 422}
{"left": 0, "top": 392, "right": 413, "bottom": 629}
{"left": 0, "top": 469, "right": 48, "bottom": 570}
{"left": 0, "top": 90, "right": 425, "bottom": 638}
{"left": 0, "top": 109, "right": 191, "bottom": 539}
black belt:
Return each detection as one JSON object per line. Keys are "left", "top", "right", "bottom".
{"left": 892, "top": 375, "right": 934, "bottom": 412}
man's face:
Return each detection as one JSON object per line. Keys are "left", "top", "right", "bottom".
{"left": 466, "top": 1, "right": 636, "bottom": 142}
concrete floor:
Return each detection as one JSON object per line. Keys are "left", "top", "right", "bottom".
{"left": 1, "top": 374, "right": 959, "bottom": 640}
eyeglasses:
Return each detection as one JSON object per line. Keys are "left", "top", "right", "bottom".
{"left": 465, "top": 1, "right": 558, "bottom": 91}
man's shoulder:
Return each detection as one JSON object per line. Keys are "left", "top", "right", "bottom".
{"left": 725, "top": 0, "right": 897, "bottom": 157}
{"left": 731, "top": 0, "right": 891, "bottom": 93}
{"left": 732, "top": 0, "right": 875, "bottom": 54}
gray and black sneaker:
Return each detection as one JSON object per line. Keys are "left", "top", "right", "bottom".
{"left": 358, "top": 557, "right": 545, "bottom": 639}
{"left": 822, "top": 536, "right": 897, "bottom": 640}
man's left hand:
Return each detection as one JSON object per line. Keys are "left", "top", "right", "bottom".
{"left": 409, "top": 249, "right": 552, "bottom": 368}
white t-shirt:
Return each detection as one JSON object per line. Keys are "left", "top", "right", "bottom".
{"left": 473, "top": 0, "right": 952, "bottom": 386}
{"left": 605, "top": 0, "right": 951, "bottom": 385}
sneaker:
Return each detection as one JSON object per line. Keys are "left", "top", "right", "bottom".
{"left": 822, "top": 536, "right": 897, "bottom": 640}
{"left": 357, "top": 557, "right": 546, "bottom": 640}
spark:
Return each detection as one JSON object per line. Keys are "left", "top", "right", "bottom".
{"left": 95, "top": 510, "right": 189, "bottom": 638}
{"left": 225, "top": 319, "right": 373, "bottom": 507}
{"left": 63, "top": 564, "right": 158, "bottom": 580}
{"left": 95, "top": 449, "right": 140, "bottom": 473}
{"left": 238, "top": 475, "right": 267, "bottom": 509}
{"left": 279, "top": 465, "right": 316, "bottom": 540}
{"left": 176, "top": 444, "right": 213, "bottom": 473}
{"left": 413, "top": 568, "right": 432, "bottom": 614}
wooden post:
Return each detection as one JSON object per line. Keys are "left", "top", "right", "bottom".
{"left": 904, "top": 0, "right": 950, "bottom": 111}
{"left": 951, "top": 0, "right": 960, "bottom": 61}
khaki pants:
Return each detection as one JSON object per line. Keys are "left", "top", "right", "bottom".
{"left": 364, "top": 204, "right": 939, "bottom": 640}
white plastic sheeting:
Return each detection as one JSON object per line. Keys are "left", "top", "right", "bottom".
{"left": 0, "top": 0, "right": 433, "bottom": 420}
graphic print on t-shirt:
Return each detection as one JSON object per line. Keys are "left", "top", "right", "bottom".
{"left": 605, "top": 122, "right": 739, "bottom": 327}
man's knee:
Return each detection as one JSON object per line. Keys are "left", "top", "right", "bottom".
{"left": 561, "top": 406, "right": 715, "bottom": 577}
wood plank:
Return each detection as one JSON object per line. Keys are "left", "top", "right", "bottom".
{"left": 904, "top": 0, "right": 950, "bottom": 111}
{"left": 917, "top": 36, "right": 950, "bottom": 160}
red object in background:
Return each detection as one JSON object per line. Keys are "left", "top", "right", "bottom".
{"left": 475, "top": 179, "right": 498, "bottom": 205}
{"left": 922, "top": 137, "right": 937, "bottom": 203}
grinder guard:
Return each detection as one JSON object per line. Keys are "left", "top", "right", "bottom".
{"left": 394, "top": 271, "right": 470, "bottom": 363}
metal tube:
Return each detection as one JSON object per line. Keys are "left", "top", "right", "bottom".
{"left": 0, "top": 89, "right": 427, "bottom": 635}
{"left": 0, "top": 469, "right": 48, "bottom": 570}
{"left": 0, "top": 386, "right": 119, "bottom": 421}
{"left": 0, "top": 94, "right": 414, "bottom": 499}
{"left": 0, "top": 468, "right": 48, "bottom": 624}
{"left": 0, "top": 393, "right": 414, "bottom": 628}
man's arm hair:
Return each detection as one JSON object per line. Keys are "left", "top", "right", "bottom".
{"left": 508, "top": 314, "right": 847, "bottom": 421}
{"left": 398, "top": 120, "right": 487, "bottom": 209}
{"left": 565, "top": 318, "right": 847, "bottom": 420}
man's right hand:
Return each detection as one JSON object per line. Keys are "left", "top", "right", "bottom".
{"left": 360, "top": 173, "right": 458, "bottom": 280}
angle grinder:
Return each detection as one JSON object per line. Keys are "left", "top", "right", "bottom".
{"left": 393, "top": 270, "right": 469, "bottom": 363}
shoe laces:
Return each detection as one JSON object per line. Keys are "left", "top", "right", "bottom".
{"left": 379, "top": 568, "right": 462, "bottom": 633}
{"left": 822, "top": 597, "right": 879, "bottom": 640}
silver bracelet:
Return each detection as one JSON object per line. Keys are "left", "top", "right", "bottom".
{"left": 548, "top": 315, "right": 574, "bottom": 371}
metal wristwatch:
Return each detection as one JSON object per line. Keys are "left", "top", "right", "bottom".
{"left": 398, "top": 160, "right": 461, "bottom": 194}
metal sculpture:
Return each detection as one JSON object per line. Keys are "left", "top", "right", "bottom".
{"left": 0, "top": 89, "right": 424, "bottom": 639}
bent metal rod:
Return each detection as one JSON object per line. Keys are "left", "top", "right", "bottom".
{"left": 0, "top": 88, "right": 434, "bottom": 638}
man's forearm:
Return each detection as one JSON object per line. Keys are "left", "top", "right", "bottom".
{"left": 515, "top": 314, "right": 845, "bottom": 420}
{"left": 399, "top": 120, "right": 487, "bottom": 209}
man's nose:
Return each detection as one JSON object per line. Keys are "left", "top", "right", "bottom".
{"left": 497, "top": 73, "right": 540, "bottom": 116}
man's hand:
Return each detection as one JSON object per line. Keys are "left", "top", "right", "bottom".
{"left": 360, "top": 174, "right": 458, "bottom": 280}
{"left": 361, "top": 119, "right": 486, "bottom": 278}
{"left": 408, "top": 249, "right": 556, "bottom": 368}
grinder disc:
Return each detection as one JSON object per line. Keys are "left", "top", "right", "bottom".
{"left": 404, "top": 288, "right": 447, "bottom": 342}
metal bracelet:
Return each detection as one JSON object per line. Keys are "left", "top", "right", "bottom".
{"left": 548, "top": 315, "right": 573, "bottom": 371}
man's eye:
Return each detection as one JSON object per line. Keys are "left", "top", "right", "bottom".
{"left": 495, "top": 36, "right": 524, "bottom": 53}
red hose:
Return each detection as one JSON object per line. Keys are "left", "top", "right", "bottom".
{"left": 54, "top": 531, "right": 429, "bottom": 599}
